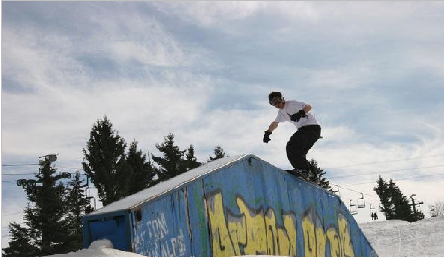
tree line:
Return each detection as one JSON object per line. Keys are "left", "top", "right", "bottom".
{"left": 3, "top": 116, "right": 226, "bottom": 257}
{"left": 374, "top": 176, "right": 424, "bottom": 222}
{"left": 4, "top": 116, "right": 427, "bottom": 256}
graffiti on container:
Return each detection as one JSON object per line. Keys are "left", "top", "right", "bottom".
{"left": 302, "top": 208, "right": 355, "bottom": 257}
{"left": 140, "top": 212, "right": 187, "bottom": 257}
{"left": 147, "top": 213, "right": 168, "bottom": 239}
{"left": 207, "top": 190, "right": 355, "bottom": 257}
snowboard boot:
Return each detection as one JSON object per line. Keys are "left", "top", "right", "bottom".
{"left": 286, "top": 169, "right": 310, "bottom": 181}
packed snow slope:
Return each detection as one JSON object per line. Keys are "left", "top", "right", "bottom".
{"left": 48, "top": 217, "right": 444, "bottom": 257}
{"left": 360, "top": 217, "right": 444, "bottom": 257}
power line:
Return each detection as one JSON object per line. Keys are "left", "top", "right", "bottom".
{"left": 328, "top": 164, "right": 444, "bottom": 179}
{"left": 2, "top": 173, "right": 39, "bottom": 176}
{"left": 324, "top": 153, "right": 444, "bottom": 170}
{"left": 344, "top": 173, "right": 444, "bottom": 186}
{"left": 3, "top": 211, "right": 23, "bottom": 217}
{"left": 2, "top": 163, "right": 39, "bottom": 167}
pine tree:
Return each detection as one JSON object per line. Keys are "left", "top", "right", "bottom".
{"left": 127, "top": 140, "right": 157, "bottom": 194}
{"left": 298, "top": 159, "right": 331, "bottom": 190}
{"left": 184, "top": 144, "right": 202, "bottom": 171}
{"left": 82, "top": 116, "right": 132, "bottom": 206}
{"left": 64, "top": 172, "right": 94, "bottom": 251}
{"left": 374, "top": 176, "right": 394, "bottom": 219}
{"left": 374, "top": 176, "right": 424, "bottom": 222}
{"left": 2, "top": 158, "right": 69, "bottom": 256}
{"left": 389, "top": 181, "right": 412, "bottom": 220}
{"left": 208, "top": 145, "right": 226, "bottom": 162}
{"left": 152, "top": 133, "right": 186, "bottom": 181}
{"left": 2, "top": 223, "right": 39, "bottom": 257}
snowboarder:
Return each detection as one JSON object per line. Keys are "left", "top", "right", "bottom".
{"left": 263, "top": 92, "right": 321, "bottom": 176}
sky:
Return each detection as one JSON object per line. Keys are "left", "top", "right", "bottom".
{"left": 2, "top": 1, "right": 444, "bottom": 248}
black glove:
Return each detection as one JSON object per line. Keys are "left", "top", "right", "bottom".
{"left": 289, "top": 110, "right": 306, "bottom": 122}
{"left": 263, "top": 131, "right": 272, "bottom": 143}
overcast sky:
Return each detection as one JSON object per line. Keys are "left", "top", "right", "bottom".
{"left": 2, "top": 1, "right": 444, "bottom": 247}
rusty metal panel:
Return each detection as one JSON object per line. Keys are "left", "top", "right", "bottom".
{"left": 186, "top": 180, "right": 211, "bottom": 257}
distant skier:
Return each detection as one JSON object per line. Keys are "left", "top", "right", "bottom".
{"left": 263, "top": 92, "right": 321, "bottom": 176}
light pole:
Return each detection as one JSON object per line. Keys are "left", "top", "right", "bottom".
{"left": 17, "top": 153, "right": 59, "bottom": 188}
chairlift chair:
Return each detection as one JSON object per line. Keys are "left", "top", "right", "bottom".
{"left": 332, "top": 185, "right": 341, "bottom": 197}
{"left": 349, "top": 199, "right": 356, "bottom": 207}
{"left": 349, "top": 199, "right": 358, "bottom": 215}
{"left": 357, "top": 193, "right": 366, "bottom": 208}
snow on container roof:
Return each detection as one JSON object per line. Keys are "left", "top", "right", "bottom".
{"left": 87, "top": 154, "right": 251, "bottom": 216}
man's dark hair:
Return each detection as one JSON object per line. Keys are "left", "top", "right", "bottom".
{"left": 269, "top": 92, "right": 283, "bottom": 105}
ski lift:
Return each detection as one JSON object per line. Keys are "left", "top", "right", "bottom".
{"left": 17, "top": 179, "right": 27, "bottom": 187}
{"left": 349, "top": 199, "right": 358, "bottom": 215}
{"left": 27, "top": 179, "right": 37, "bottom": 187}
{"left": 331, "top": 185, "right": 341, "bottom": 197}
{"left": 349, "top": 199, "right": 356, "bottom": 207}
{"left": 59, "top": 172, "right": 72, "bottom": 179}
{"left": 357, "top": 193, "right": 366, "bottom": 208}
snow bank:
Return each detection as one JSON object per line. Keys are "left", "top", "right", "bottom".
{"left": 360, "top": 217, "right": 444, "bottom": 257}
{"left": 47, "top": 239, "right": 144, "bottom": 257}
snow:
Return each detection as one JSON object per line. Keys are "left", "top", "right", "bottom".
{"left": 45, "top": 217, "right": 444, "bottom": 257}
{"left": 47, "top": 240, "right": 141, "bottom": 257}
{"left": 88, "top": 154, "right": 248, "bottom": 216}
{"left": 360, "top": 217, "right": 444, "bottom": 257}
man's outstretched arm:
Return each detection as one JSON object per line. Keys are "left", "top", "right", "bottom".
{"left": 263, "top": 121, "right": 278, "bottom": 143}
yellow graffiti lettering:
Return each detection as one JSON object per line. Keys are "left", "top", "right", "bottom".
{"left": 282, "top": 214, "right": 297, "bottom": 256}
{"left": 338, "top": 214, "right": 355, "bottom": 257}
{"left": 207, "top": 192, "right": 298, "bottom": 257}
{"left": 227, "top": 214, "right": 246, "bottom": 255}
{"left": 207, "top": 193, "right": 236, "bottom": 257}
{"left": 207, "top": 191, "right": 356, "bottom": 257}
{"left": 237, "top": 197, "right": 268, "bottom": 255}
{"left": 316, "top": 226, "right": 327, "bottom": 257}
{"left": 302, "top": 212, "right": 327, "bottom": 257}
{"left": 326, "top": 214, "right": 355, "bottom": 257}
{"left": 265, "top": 209, "right": 278, "bottom": 254}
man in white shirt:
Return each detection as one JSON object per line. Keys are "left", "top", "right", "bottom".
{"left": 263, "top": 92, "right": 321, "bottom": 175}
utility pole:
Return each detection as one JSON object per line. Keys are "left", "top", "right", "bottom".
{"left": 410, "top": 194, "right": 424, "bottom": 214}
{"left": 410, "top": 194, "right": 417, "bottom": 213}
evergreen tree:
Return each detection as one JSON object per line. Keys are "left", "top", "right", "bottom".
{"left": 2, "top": 223, "right": 39, "bottom": 257}
{"left": 208, "top": 145, "right": 226, "bottom": 162}
{"left": 298, "top": 159, "right": 331, "bottom": 190}
{"left": 389, "top": 181, "right": 412, "bottom": 220}
{"left": 82, "top": 116, "right": 132, "bottom": 206}
{"left": 64, "top": 172, "right": 94, "bottom": 251}
{"left": 184, "top": 144, "right": 202, "bottom": 171}
{"left": 127, "top": 140, "right": 157, "bottom": 194}
{"left": 152, "top": 133, "right": 186, "bottom": 181}
{"left": 374, "top": 176, "right": 394, "bottom": 219}
{"left": 3, "top": 158, "right": 69, "bottom": 256}
{"left": 374, "top": 176, "right": 424, "bottom": 222}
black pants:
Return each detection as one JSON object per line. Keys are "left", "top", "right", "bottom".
{"left": 286, "top": 125, "right": 321, "bottom": 170}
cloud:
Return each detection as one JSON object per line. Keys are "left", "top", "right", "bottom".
{"left": 151, "top": 2, "right": 262, "bottom": 27}
{"left": 2, "top": 3, "right": 444, "bottom": 245}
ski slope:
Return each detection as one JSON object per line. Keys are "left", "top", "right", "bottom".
{"left": 360, "top": 217, "right": 444, "bottom": 257}
{"left": 47, "top": 217, "right": 444, "bottom": 257}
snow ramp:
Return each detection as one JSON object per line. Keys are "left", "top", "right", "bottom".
{"left": 83, "top": 154, "right": 378, "bottom": 257}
